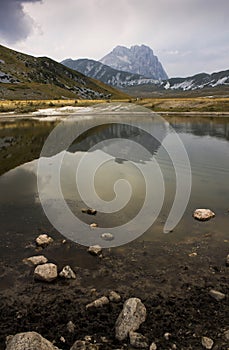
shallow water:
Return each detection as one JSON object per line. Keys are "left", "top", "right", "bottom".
{"left": 0, "top": 104, "right": 228, "bottom": 254}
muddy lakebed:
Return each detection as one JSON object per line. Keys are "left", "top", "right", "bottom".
{"left": 0, "top": 104, "right": 228, "bottom": 349}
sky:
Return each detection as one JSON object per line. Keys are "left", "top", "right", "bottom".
{"left": 0, "top": 0, "right": 228, "bottom": 77}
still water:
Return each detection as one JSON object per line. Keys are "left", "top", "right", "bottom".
{"left": 0, "top": 104, "right": 228, "bottom": 252}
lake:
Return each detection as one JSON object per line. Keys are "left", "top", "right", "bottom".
{"left": 0, "top": 103, "right": 228, "bottom": 256}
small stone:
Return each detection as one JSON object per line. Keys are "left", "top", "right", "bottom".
{"left": 86, "top": 296, "right": 109, "bottom": 309}
{"left": 188, "top": 252, "right": 197, "bottom": 257}
{"left": 90, "top": 223, "right": 98, "bottom": 228}
{"left": 201, "top": 336, "right": 214, "bottom": 349}
{"left": 59, "top": 265, "right": 76, "bottom": 279}
{"left": 88, "top": 245, "right": 102, "bottom": 256}
{"left": 67, "top": 321, "right": 75, "bottom": 333}
{"left": 149, "top": 342, "right": 157, "bottom": 350}
{"left": 62, "top": 239, "right": 66, "bottom": 244}
{"left": 109, "top": 291, "right": 121, "bottom": 302}
{"left": 115, "top": 298, "right": 147, "bottom": 341}
{"left": 129, "top": 331, "right": 148, "bottom": 348}
{"left": 60, "top": 336, "right": 65, "bottom": 343}
{"left": 5, "top": 331, "right": 59, "bottom": 350}
{"left": 82, "top": 208, "right": 97, "bottom": 215}
{"left": 223, "top": 329, "right": 229, "bottom": 341}
{"left": 164, "top": 332, "right": 171, "bottom": 340}
{"left": 23, "top": 255, "right": 48, "bottom": 266}
{"left": 193, "top": 209, "right": 215, "bottom": 221}
{"left": 101, "top": 232, "right": 114, "bottom": 241}
{"left": 226, "top": 254, "right": 229, "bottom": 266}
{"left": 34, "top": 263, "right": 58, "bottom": 282}
{"left": 209, "top": 289, "right": 226, "bottom": 301}
{"left": 172, "top": 344, "right": 177, "bottom": 350}
{"left": 70, "top": 340, "right": 87, "bottom": 350}
{"left": 35, "top": 234, "right": 53, "bottom": 247}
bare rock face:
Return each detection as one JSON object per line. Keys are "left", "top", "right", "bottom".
{"left": 35, "top": 234, "right": 53, "bottom": 247}
{"left": 115, "top": 298, "right": 147, "bottom": 341}
{"left": 34, "top": 263, "right": 58, "bottom": 282}
{"left": 59, "top": 265, "right": 76, "bottom": 279}
{"left": 6, "top": 331, "right": 60, "bottom": 350}
{"left": 23, "top": 255, "right": 48, "bottom": 266}
{"left": 193, "top": 209, "right": 215, "bottom": 221}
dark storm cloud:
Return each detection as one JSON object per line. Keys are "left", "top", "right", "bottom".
{"left": 0, "top": 0, "right": 42, "bottom": 43}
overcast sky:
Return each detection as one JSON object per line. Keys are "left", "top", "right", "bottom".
{"left": 0, "top": 0, "right": 228, "bottom": 77}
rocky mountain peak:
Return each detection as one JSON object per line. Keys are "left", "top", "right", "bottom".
{"left": 100, "top": 44, "right": 168, "bottom": 80}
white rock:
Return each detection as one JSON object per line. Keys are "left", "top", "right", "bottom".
{"left": 201, "top": 336, "right": 214, "bottom": 349}
{"left": 23, "top": 255, "right": 48, "bottom": 266}
{"left": 59, "top": 265, "right": 76, "bottom": 279}
{"left": 86, "top": 296, "right": 109, "bottom": 309}
{"left": 129, "top": 331, "right": 148, "bottom": 348}
{"left": 109, "top": 291, "right": 121, "bottom": 302}
{"left": 164, "top": 332, "right": 171, "bottom": 340}
{"left": 34, "top": 263, "right": 58, "bottom": 282}
{"left": 88, "top": 245, "right": 102, "bottom": 256}
{"left": 115, "top": 297, "right": 147, "bottom": 341}
{"left": 36, "top": 234, "right": 53, "bottom": 247}
{"left": 90, "top": 223, "right": 98, "bottom": 228}
{"left": 5, "top": 331, "right": 60, "bottom": 350}
{"left": 149, "top": 342, "right": 157, "bottom": 350}
{"left": 193, "top": 209, "right": 215, "bottom": 221}
{"left": 209, "top": 289, "right": 226, "bottom": 301}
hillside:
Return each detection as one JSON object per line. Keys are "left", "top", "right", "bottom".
{"left": 0, "top": 45, "right": 128, "bottom": 100}
{"left": 61, "top": 58, "right": 157, "bottom": 88}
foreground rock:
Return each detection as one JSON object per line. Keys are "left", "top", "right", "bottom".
{"left": 6, "top": 331, "right": 60, "bottom": 350}
{"left": 34, "top": 263, "right": 58, "bottom": 282}
{"left": 115, "top": 298, "right": 147, "bottom": 341}
{"left": 193, "top": 209, "right": 215, "bottom": 221}
{"left": 23, "top": 255, "right": 48, "bottom": 266}
{"left": 209, "top": 289, "right": 226, "bottom": 301}
{"left": 35, "top": 234, "right": 53, "bottom": 247}
{"left": 201, "top": 336, "right": 214, "bottom": 349}
{"left": 86, "top": 296, "right": 109, "bottom": 309}
{"left": 129, "top": 331, "right": 148, "bottom": 348}
{"left": 59, "top": 265, "right": 76, "bottom": 279}
{"left": 88, "top": 245, "right": 102, "bottom": 256}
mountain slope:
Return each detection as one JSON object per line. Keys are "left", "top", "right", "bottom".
{"left": 61, "top": 58, "right": 157, "bottom": 88}
{"left": 0, "top": 44, "right": 128, "bottom": 100}
{"left": 100, "top": 45, "right": 168, "bottom": 80}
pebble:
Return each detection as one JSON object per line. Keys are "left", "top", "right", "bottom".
{"left": 35, "top": 234, "right": 53, "bottom": 247}
{"left": 209, "top": 289, "right": 226, "bottom": 301}
{"left": 115, "top": 298, "right": 147, "bottom": 341}
{"left": 86, "top": 296, "right": 109, "bottom": 309}
{"left": 201, "top": 336, "right": 214, "bottom": 349}
{"left": 101, "top": 232, "right": 114, "bottom": 241}
{"left": 81, "top": 208, "right": 97, "bottom": 215}
{"left": 59, "top": 265, "right": 76, "bottom": 279}
{"left": 90, "top": 223, "right": 98, "bottom": 228}
{"left": 34, "top": 263, "right": 58, "bottom": 282}
{"left": 226, "top": 254, "right": 229, "bottom": 266}
{"left": 23, "top": 255, "right": 48, "bottom": 266}
{"left": 149, "top": 342, "right": 157, "bottom": 350}
{"left": 164, "top": 332, "right": 171, "bottom": 340}
{"left": 193, "top": 209, "right": 215, "bottom": 221}
{"left": 88, "top": 245, "right": 102, "bottom": 256}
{"left": 129, "top": 331, "right": 148, "bottom": 348}
{"left": 109, "top": 290, "right": 121, "bottom": 302}
{"left": 67, "top": 321, "right": 76, "bottom": 333}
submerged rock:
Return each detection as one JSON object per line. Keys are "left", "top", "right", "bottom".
{"left": 86, "top": 296, "right": 109, "bottom": 309}
{"left": 201, "top": 336, "right": 214, "bottom": 349}
{"left": 34, "top": 263, "right": 58, "bottom": 282}
{"left": 35, "top": 234, "right": 53, "bottom": 247}
{"left": 23, "top": 255, "right": 48, "bottom": 266}
{"left": 6, "top": 331, "right": 59, "bottom": 350}
{"left": 59, "top": 265, "right": 76, "bottom": 279}
{"left": 115, "top": 297, "right": 147, "bottom": 341}
{"left": 193, "top": 209, "right": 215, "bottom": 221}
{"left": 129, "top": 331, "right": 148, "bottom": 348}
{"left": 209, "top": 289, "right": 226, "bottom": 301}
{"left": 88, "top": 245, "right": 102, "bottom": 256}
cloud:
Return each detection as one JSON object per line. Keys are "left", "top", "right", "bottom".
{"left": 0, "top": 0, "right": 42, "bottom": 43}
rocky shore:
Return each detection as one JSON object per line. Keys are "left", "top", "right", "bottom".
{"left": 0, "top": 228, "right": 228, "bottom": 350}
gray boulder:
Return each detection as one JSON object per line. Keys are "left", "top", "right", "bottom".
{"left": 6, "top": 331, "right": 60, "bottom": 350}
{"left": 115, "top": 298, "right": 147, "bottom": 341}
